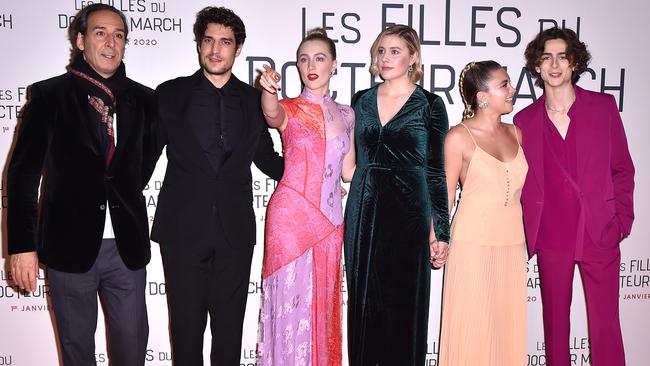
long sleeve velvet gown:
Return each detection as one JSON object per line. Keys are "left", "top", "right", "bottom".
{"left": 344, "top": 84, "right": 450, "bottom": 365}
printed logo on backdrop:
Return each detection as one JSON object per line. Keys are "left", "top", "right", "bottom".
{"left": 0, "top": 13, "right": 13, "bottom": 29}
{"left": 527, "top": 261, "right": 541, "bottom": 304}
{"left": 529, "top": 335, "right": 592, "bottom": 366}
{"left": 0, "top": 354, "right": 13, "bottom": 366}
{"left": 0, "top": 86, "right": 27, "bottom": 134}
{"left": 94, "top": 353, "right": 108, "bottom": 364}
{"left": 245, "top": 3, "right": 626, "bottom": 111}
{"left": 147, "top": 280, "right": 166, "bottom": 296}
{"left": 426, "top": 341, "right": 439, "bottom": 365}
{"left": 620, "top": 257, "right": 650, "bottom": 300}
{"left": 145, "top": 348, "right": 172, "bottom": 363}
{"left": 143, "top": 180, "right": 162, "bottom": 220}
{"left": 0, "top": 269, "right": 50, "bottom": 310}
{"left": 240, "top": 348, "right": 257, "bottom": 366}
{"left": 58, "top": 0, "right": 183, "bottom": 49}
{"left": 253, "top": 178, "right": 278, "bottom": 221}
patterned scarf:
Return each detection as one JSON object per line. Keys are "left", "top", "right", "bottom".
{"left": 69, "top": 55, "right": 126, "bottom": 166}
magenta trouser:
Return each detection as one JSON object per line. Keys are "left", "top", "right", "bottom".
{"left": 536, "top": 235, "right": 625, "bottom": 366}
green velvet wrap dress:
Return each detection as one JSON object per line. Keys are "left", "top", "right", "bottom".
{"left": 344, "top": 84, "right": 450, "bottom": 365}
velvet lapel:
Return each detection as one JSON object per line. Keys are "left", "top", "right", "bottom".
{"left": 73, "top": 80, "right": 103, "bottom": 158}
{"left": 111, "top": 88, "right": 135, "bottom": 169}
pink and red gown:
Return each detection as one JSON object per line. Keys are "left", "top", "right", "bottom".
{"left": 258, "top": 90, "right": 354, "bottom": 366}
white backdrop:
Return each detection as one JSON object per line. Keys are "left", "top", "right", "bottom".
{"left": 1, "top": 1, "right": 648, "bottom": 365}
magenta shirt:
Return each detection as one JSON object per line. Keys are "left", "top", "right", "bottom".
{"left": 536, "top": 111, "right": 582, "bottom": 254}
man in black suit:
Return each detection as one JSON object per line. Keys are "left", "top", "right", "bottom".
{"left": 7, "top": 4, "right": 153, "bottom": 366}
{"left": 149, "top": 6, "right": 283, "bottom": 365}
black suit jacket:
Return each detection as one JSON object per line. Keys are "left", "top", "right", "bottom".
{"left": 149, "top": 71, "right": 283, "bottom": 248}
{"left": 7, "top": 72, "right": 155, "bottom": 273}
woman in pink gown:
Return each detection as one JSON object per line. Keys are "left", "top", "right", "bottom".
{"left": 256, "top": 28, "right": 355, "bottom": 366}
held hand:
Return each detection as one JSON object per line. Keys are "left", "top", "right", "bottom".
{"left": 10, "top": 251, "right": 39, "bottom": 292}
{"left": 430, "top": 240, "right": 449, "bottom": 269}
{"left": 260, "top": 64, "right": 282, "bottom": 95}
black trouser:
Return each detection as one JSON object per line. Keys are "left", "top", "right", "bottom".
{"left": 160, "top": 217, "right": 254, "bottom": 366}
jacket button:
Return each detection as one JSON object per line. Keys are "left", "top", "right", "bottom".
{"left": 99, "top": 204, "right": 106, "bottom": 210}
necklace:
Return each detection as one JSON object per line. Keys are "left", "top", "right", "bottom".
{"left": 545, "top": 96, "right": 575, "bottom": 113}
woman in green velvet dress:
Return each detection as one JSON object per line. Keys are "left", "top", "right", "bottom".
{"left": 344, "top": 24, "right": 450, "bottom": 365}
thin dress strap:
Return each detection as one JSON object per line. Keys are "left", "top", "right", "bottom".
{"left": 459, "top": 122, "right": 478, "bottom": 147}
{"left": 512, "top": 124, "right": 521, "bottom": 146}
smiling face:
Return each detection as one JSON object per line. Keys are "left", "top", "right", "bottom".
{"left": 198, "top": 23, "right": 241, "bottom": 80}
{"left": 76, "top": 10, "right": 126, "bottom": 78}
{"left": 536, "top": 38, "right": 574, "bottom": 89}
{"left": 375, "top": 34, "right": 416, "bottom": 82}
{"left": 296, "top": 39, "right": 336, "bottom": 95}
{"left": 478, "top": 68, "right": 516, "bottom": 115}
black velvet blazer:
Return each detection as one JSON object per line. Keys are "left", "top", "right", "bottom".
{"left": 149, "top": 71, "right": 283, "bottom": 249}
{"left": 7, "top": 72, "right": 155, "bottom": 272}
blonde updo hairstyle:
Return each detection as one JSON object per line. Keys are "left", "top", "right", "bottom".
{"left": 369, "top": 24, "right": 423, "bottom": 83}
{"left": 458, "top": 60, "right": 503, "bottom": 120}
{"left": 298, "top": 27, "right": 337, "bottom": 60}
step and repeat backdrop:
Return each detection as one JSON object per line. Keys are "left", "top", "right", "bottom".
{"left": 1, "top": 0, "right": 648, "bottom": 365}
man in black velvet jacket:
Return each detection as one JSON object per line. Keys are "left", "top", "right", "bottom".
{"left": 148, "top": 6, "right": 283, "bottom": 365}
{"left": 7, "top": 4, "right": 154, "bottom": 366}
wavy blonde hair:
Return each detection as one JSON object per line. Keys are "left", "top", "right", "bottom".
{"left": 369, "top": 24, "right": 423, "bottom": 83}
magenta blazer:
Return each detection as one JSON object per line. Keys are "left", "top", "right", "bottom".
{"left": 514, "top": 86, "right": 635, "bottom": 258}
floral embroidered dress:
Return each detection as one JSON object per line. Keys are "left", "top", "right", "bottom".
{"left": 258, "top": 90, "right": 354, "bottom": 366}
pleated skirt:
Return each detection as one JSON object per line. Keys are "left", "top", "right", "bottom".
{"left": 438, "top": 239, "right": 527, "bottom": 366}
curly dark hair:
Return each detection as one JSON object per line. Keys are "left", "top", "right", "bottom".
{"left": 68, "top": 4, "right": 128, "bottom": 63}
{"left": 193, "top": 6, "right": 246, "bottom": 49}
{"left": 524, "top": 27, "right": 591, "bottom": 88}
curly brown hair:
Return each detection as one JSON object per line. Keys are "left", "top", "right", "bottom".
{"left": 193, "top": 7, "right": 246, "bottom": 49}
{"left": 524, "top": 27, "right": 591, "bottom": 88}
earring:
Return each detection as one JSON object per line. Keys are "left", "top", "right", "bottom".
{"left": 331, "top": 69, "right": 336, "bottom": 76}
{"left": 408, "top": 65, "right": 414, "bottom": 73}
{"left": 478, "top": 100, "right": 489, "bottom": 109}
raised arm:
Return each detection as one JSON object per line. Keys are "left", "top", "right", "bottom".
{"left": 260, "top": 64, "right": 288, "bottom": 132}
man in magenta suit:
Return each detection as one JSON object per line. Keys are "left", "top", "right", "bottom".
{"left": 514, "top": 27, "right": 634, "bottom": 366}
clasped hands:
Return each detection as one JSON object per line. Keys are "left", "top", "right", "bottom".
{"left": 430, "top": 240, "right": 449, "bottom": 269}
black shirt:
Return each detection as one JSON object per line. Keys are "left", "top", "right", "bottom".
{"left": 188, "top": 73, "right": 244, "bottom": 175}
